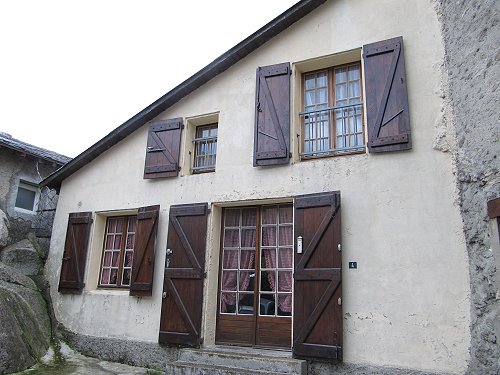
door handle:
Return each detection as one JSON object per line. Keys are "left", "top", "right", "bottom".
{"left": 166, "top": 248, "right": 173, "bottom": 256}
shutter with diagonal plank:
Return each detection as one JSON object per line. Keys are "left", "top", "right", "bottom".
{"left": 253, "top": 62, "right": 291, "bottom": 166}
{"left": 293, "top": 192, "right": 342, "bottom": 360}
{"left": 58, "top": 212, "right": 93, "bottom": 294}
{"left": 130, "top": 205, "right": 160, "bottom": 296}
{"left": 144, "top": 118, "right": 183, "bottom": 178}
{"left": 363, "top": 36, "right": 411, "bottom": 153}
{"left": 159, "top": 203, "right": 208, "bottom": 347}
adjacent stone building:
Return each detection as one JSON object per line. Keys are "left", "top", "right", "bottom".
{"left": 0, "top": 132, "right": 71, "bottom": 250}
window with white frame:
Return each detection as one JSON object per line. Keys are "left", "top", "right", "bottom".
{"left": 15, "top": 181, "right": 39, "bottom": 213}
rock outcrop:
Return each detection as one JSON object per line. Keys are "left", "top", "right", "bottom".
{"left": 0, "top": 263, "right": 51, "bottom": 373}
{"left": 0, "top": 209, "right": 8, "bottom": 247}
{"left": 0, "top": 239, "right": 43, "bottom": 276}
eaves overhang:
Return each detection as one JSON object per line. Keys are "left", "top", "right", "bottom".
{"left": 40, "top": 0, "right": 328, "bottom": 191}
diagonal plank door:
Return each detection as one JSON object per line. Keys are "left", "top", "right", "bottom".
{"left": 159, "top": 203, "right": 208, "bottom": 347}
{"left": 293, "top": 192, "right": 342, "bottom": 360}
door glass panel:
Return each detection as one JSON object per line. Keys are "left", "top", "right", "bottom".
{"left": 262, "top": 206, "right": 278, "bottom": 224}
{"left": 221, "top": 271, "right": 237, "bottom": 291}
{"left": 240, "top": 249, "right": 255, "bottom": 269}
{"left": 277, "top": 294, "right": 292, "bottom": 316}
{"left": 223, "top": 249, "right": 238, "bottom": 269}
{"left": 261, "top": 227, "right": 276, "bottom": 246}
{"left": 261, "top": 249, "right": 276, "bottom": 269}
{"left": 224, "top": 229, "right": 240, "bottom": 248}
{"left": 239, "top": 293, "right": 254, "bottom": 314}
{"left": 224, "top": 209, "right": 240, "bottom": 226}
{"left": 279, "top": 226, "right": 293, "bottom": 246}
{"left": 259, "top": 294, "right": 276, "bottom": 316}
{"left": 221, "top": 292, "right": 237, "bottom": 313}
{"left": 277, "top": 248, "right": 293, "bottom": 268}
{"left": 241, "top": 229, "right": 256, "bottom": 248}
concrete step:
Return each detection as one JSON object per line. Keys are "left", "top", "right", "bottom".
{"left": 165, "top": 346, "right": 307, "bottom": 375}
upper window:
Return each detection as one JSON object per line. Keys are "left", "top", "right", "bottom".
{"left": 193, "top": 123, "right": 218, "bottom": 173}
{"left": 15, "top": 181, "right": 39, "bottom": 212}
{"left": 99, "top": 215, "right": 137, "bottom": 288}
{"left": 300, "top": 62, "right": 365, "bottom": 158}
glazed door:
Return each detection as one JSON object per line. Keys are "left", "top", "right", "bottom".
{"left": 215, "top": 205, "right": 293, "bottom": 348}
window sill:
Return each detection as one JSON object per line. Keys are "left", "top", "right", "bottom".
{"left": 192, "top": 168, "right": 215, "bottom": 174}
{"left": 300, "top": 148, "right": 366, "bottom": 161}
{"left": 88, "top": 288, "right": 130, "bottom": 296}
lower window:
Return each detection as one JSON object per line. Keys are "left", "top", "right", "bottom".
{"left": 99, "top": 215, "right": 137, "bottom": 288}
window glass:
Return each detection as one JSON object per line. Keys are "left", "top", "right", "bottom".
{"left": 301, "top": 62, "right": 365, "bottom": 158}
{"left": 99, "top": 215, "right": 137, "bottom": 288}
{"left": 193, "top": 123, "right": 218, "bottom": 173}
{"left": 15, "top": 183, "right": 38, "bottom": 212}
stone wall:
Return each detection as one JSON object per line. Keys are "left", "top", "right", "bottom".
{"left": 0, "top": 147, "right": 60, "bottom": 252}
{"left": 435, "top": 0, "right": 500, "bottom": 373}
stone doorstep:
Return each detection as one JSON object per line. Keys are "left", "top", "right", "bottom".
{"left": 165, "top": 346, "right": 307, "bottom": 375}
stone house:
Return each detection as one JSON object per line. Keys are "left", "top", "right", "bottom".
{"left": 0, "top": 132, "right": 71, "bottom": 249}
{"left": 40, "top": 0, "right": 499, "bottom": 374}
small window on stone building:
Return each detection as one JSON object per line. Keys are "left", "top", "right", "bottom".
{"left": 15, "top": 181, "right": 39, "bottom": 213}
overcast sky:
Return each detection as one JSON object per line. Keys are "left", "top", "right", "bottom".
{"left": 0, "top": 0, "right": 299, "bottom": 157}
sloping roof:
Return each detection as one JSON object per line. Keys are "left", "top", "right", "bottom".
{"left": 0, "top": 132, "right": 72, "bottom": 166}
{"left": 41, "top": 0, "right": 327, "bottom": 190}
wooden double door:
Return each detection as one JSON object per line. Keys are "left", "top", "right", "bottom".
{"left": 159, "top": 192, "right": 343, "bottom": 360}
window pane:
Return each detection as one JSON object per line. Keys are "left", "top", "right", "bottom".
{"left": 239, "top": 271, "right": 254, "bottom": 292}
{"left": 109, "top": 269, "right": 118, "bottom": 285}
{"left": 239, "top": 293, "right": 254, "bottom": 314}
{"left": 123, "top": 251, "right": 133, "bottom": 267}
{"left": 103, "top": 252, "right": 112, "bottom": 267}
{"left": 101, "top": 269, "right": 110, "bottom": 284}
{"left": 224, "top": 229, "right": 240, "bottom": 248}
{"left": 349, "top": 81, "right": 360, "bottom": 98}
{"left": 260, "top": 294, "right": 275, "bottom": 316}
{"left": 240, "top": 249, "right": 255, "bottom": 269}
{"left": 241, "top": 208, "right": 257, "bottom": 226}
{"left": 221, "top": 293, "right": 236, "bottom": 313}
{"left": 241, "top": 229, "right": 256, "bottom": 248}
{"left": 279, "top": 226, "right": 293, "bottom": 246}
{"left": 278, "top": 248, "right": 293, "bottom": 268}
{"left": 262, "top": 227, "right": 276, "bottom": 246}
{"left": 336, "top": 83, "right": 347, "bottom": 100}
{"left": 223, "top": 249, "right": 238, "bottom": 269}
{"left": 304, "top": 74, "right": 316, "bottom": 89}
{"left": 335, "top": 67, "right": 347, "bottom": 83}
{"left": 317, "top": 88, "right": 328, "bottom": 104}
{"left": 261, "top": 248, "right": 276, "bottom": 269}
{"left": 122, "top": 269, "right": 131, "bottom": 286}
{"left": 15, "top": 187, "right": 36, "bottom": 211}
{"left": 111, "top": 251, "right": 120, "bottom": 267}
{"left": 279, "top": 205, "right": 293, "bottom": 224}
{"left": 348, "top": 64, "right": 360, "bottom": 80}
{"left": 277, "top": 294, "right": 292, "bottom": 316}
{"left": 277, "top": 271, "right": 293, "bottom": 292}
{"left": 305, "top": 91, "right": 315, "bottom": 106}
{"left": 316, "top": 71, "right": 328, "bottom": 87}
{"left": 224, "top": 209, "right": 240, "bottom": 227}
{"left": 262, "top": 206, "right": 278, "bottom": 224}
{"left": 221, "top": 271, "right": 237, "bottom": 291}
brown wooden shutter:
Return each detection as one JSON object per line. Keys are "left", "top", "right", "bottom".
{"left": 144, "top": 118, "right": 183, "bottom": 178}
{"left": 129, "top": 205, "right": 160, "bottom": 296}
{"left": 253, "top": 62, "right": 291, "bottom": 166}
{"left": 58, "top": 212, "right": 93, "bottom": 294}
{"left": 159, "top": 203, "right": 208, "bottom": 347}
{"left": 293, "top": 192, "right": 342, "bottom": 360}
{"left": 363, "top": 36, "right": 411, "bottom": 153}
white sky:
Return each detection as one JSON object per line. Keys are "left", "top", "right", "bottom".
{"left": 0, "top": 0, "right": 299, "bottom": 157}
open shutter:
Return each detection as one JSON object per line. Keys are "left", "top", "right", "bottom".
{"left": 363, "top": 36, "right": 411, "bottom": 153}
{"left": 58, "top": 212, "right": 93, "bottom": 294}
{"left": 159, "top": 203, "right": 208, "bottom": 347}
{"left": 130, "top": 205, "right": 160, "bottom": 296}
{"left": 144, "top": 118, "right": 183, "bottom": 178}
{"left": 253, "top": 62, "right": 291, "bottom": 166}
{"left": 293, "top": 192, "right": 342, "bottom": 360}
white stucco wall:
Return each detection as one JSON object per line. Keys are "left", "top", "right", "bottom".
{"left": 45, "top": 0, "right": 470, "bottom": 373}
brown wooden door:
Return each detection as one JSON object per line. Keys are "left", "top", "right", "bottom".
{"left": 293, "top": 192, "right": 342, "bottom": 360}
{"left": 215, "top": 205, "right": 293, "bottom": 349}
{"left": 158, "top": 203, "right": 208, "bottom": 347}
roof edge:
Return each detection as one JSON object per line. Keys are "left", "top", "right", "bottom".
{"left": 41, "top": 0, "right": 328, "bottom": 191}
